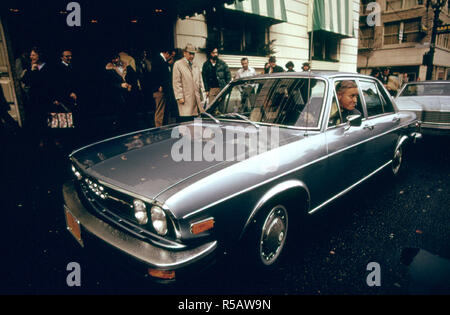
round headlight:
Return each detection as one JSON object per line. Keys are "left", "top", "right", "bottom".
{"left": 151, "top": 206, "right": 168, "bottom": 236}
{"left": 71, "top": 165, "right": 82, "bottom": 180}
{"left": 133, "top": 199, "right": 148, "bottom": 225}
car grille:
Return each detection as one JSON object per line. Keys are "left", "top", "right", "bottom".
{"left": 70, "top": 164, "right": 181, "bottom": 248}
{"left": 422, "top": 111, "right": 450, "bottom": 124}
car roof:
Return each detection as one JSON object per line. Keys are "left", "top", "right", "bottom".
{"left": 235, "top": 71, "right": 377, "bottom": 81}
{"left": 403, "top": 80, "right": 450, "bottom": 84}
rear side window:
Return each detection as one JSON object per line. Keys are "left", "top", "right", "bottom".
{"left": 360, "top": 81, "right": 385, "bottom": 117}
{"left": 376, "top": 82, "right": 395, "bottom": 114}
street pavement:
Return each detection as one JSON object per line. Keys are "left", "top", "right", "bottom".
{"left": 1, "top": 128, "right": 449, "bottom": 295}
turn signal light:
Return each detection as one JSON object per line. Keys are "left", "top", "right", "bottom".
{"left": 148, "top": 269, "right": 175, "bottom": 280}
{"left": 191, "top": 218, "right": 215, "bottom": 235}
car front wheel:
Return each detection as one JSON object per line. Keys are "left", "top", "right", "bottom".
{"left": 241, "top": 203, "right": 289, "bottom": 270}
{"left": 258, "top": 205, "right": 288, "bottom": 266}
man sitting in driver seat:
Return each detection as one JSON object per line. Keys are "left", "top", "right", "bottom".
{"left": 330, "top": 80, "right": 361, "bottom": 125}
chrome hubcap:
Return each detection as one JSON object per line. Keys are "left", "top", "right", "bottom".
{"left": 392, "top": 147, "right": 403, "bottom": 175}
{"left": 259, "top": 205, "right": 288, "bottom": 266}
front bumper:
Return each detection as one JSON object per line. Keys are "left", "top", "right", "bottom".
{"left": 62, "top": 180, "right": 218, "bottom": 281}
{"left": 420, "top": 122, "right": 450, "bottom": 136}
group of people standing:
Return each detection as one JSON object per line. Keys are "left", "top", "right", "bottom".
{"left": 15, "top": 47, "right": 80, "bottom": 149}
{"left": 263, "top": 56, "right": 311, "bottom": 74}
{"left": 12, "top": 42, "right": 317, "bottom": 151}
{"left": 370, "top": 67, "right": 407, "bottom": 97}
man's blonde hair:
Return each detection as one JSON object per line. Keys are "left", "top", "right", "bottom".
{"left": 336, "top": 80, "right": 358, "bottom": 94}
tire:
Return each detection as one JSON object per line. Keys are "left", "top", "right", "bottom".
{"left": 391, "top": 145, "right": 403, "bottom": 176}
{"left": 245, "top": 203, "right": 289, "bottom": 270}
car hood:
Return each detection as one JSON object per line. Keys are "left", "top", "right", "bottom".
{"left": 395, "top": 96, "right": 450, "bottom": 111}
{"left": 70, "top": 121, "right": 304, "bottom": 200}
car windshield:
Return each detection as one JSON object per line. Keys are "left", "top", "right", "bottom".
{"left": 207, "top": 78, "right": 327, "bottom": 128}
{"left": 399, "top": 83, "right": 450, "bottom": 97}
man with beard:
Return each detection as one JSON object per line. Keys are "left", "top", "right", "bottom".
{"left": 202, "top": 47, "right": 231, "bottom": 106}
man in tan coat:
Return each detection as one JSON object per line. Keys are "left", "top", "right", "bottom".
{"left": 172, "top": 44, "right": 205, "bottom": 122}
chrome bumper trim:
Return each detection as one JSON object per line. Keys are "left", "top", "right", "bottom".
{"left": 63, "top": 180, "right": 217, "bottom": 270}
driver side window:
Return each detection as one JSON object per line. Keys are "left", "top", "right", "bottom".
{"left": 331, "top": 80, "right": 362, "bottom": 125}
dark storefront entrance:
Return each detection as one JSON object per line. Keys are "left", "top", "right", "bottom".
{"left": 3, "top": 1, "right": 176, "bottom": 62}
{"left": 2, "top": 1, "right": 177, "bottom": 129}
{"left": 1, "top": 0, "right": 240, "bottom": 134}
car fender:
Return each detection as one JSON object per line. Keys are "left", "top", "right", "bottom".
{"left": 239, "top": 179, "right": 310, "bottom": 241}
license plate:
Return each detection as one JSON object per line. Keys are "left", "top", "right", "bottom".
{"left": 65, "top": 208, "right": 84, "bottom": 247}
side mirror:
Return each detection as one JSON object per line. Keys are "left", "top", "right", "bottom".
{"left": 347, "top": 114, "right": 362, "bottom": 127}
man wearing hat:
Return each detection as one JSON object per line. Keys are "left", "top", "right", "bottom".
{"left": 172, "top": 44, "right": 205, "bottom": 122}
{"left": 301, "top": 62, "right": 311, "bottom": 72}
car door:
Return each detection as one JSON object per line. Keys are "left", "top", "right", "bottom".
{"left": 358, "top": 79, "right": 400, "bottom": 170}
{"left": 321, "top": 78, "right": 374, "bottom": 204}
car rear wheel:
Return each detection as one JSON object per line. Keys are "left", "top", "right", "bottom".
{"left": 391, "top": 146, "right": 403, "bottom": 176}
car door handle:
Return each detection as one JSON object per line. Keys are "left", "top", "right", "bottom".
{"left": 392, "top": 116, "right": 400, "bottom": 123}
{"left": 363, "top": 124, "right": 374, "bottom": 131}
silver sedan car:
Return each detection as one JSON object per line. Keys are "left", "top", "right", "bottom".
{"left": 63, "top": 72, "right": 421, "bottom": 282}
{"left": 396, "top": 81, "right": 450, "bottom": 135}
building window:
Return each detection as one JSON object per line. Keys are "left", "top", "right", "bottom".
{"left": 437, "top": 33, "right": 450, "bottom": 49}
{"left": 310, "top": 31, "right": 339, "bottom": 62}
{"left": 403, "top": 19, "right": 421, "bottom": 43}
{"left": 384, "top": 19, "right": 422, "bottom": 45}
{"left": 207, "top": 9, "right": 270, "bottom": 56}
{"left": 386, "top": 0, "right": 403, "bottom": 11}
{"left": 360, "top": 26, "right": 374, "bottom": 48}
{"left": 403, "top": 0, "right": 421, "bottom": 9}
{"left": 384, "top": 22, "right": 401, "bottom": 45}
{"left": 386, "top": 0, "right": 422, "bottom": 11}
{"left": 360, "top": 0, "right": 372, "bottom": 15}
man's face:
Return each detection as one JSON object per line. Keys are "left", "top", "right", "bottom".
{"left": 384, "top": 69, "right": 390, "bottom": 76}
{"left": 30, "top": 51, "right": 39, "bottom": 64}
{"left": 338, "top": 87, "right": 359, "bottom": 111}
{"left": 269, "top": 61, "right": 276, "bottom": 68}
{"left": 162, "top": 51, "right": 171, "bottom": 60}
{"left": 184, "top": 51, "right": 195, "bottom": 62}
{"left": 302, "top": 65, "right": 310, "bottom": 71}
{"left": 61, "top": 51, "right": 73, "bottom": 64}
{"left": 241, "top": 59, "right": 248, "bottom": 70}
{"left": 210, "top": 48, "right": 219, "bottom": 60}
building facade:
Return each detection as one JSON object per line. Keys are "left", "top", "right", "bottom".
{"left": 358, "top": 0, "right": 450, "bottom": 81}
{"left": 175, "top": 0, "right": 360, "bottom": 75}
{"left": 1, "top": 0, "right": 360, "bottom": 126}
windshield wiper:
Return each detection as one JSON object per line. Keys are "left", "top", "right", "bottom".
{"left": 199, "top": 111, "right": 221, "bottom": 125}
{"left": 218, "top": 113, "right": 260, "bottom": 129}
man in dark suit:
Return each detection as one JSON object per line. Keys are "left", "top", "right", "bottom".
{"left": 151, "top": 49, "right": 173, "bottom": 127}
{"left": 54, "top": 50, "right": 79, "bottom": 108}
{"left": 103, "top": 53, "right": 139, "bottom": 133}
{"left": 21, "top": 47, "right": 54, "bottom": 147}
